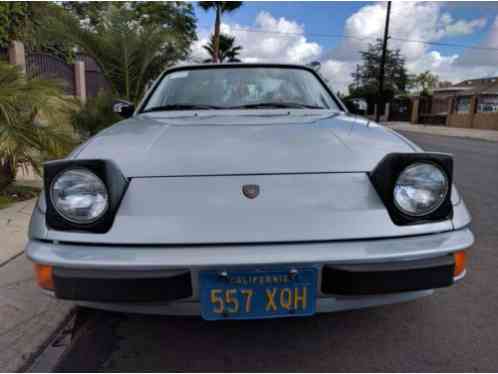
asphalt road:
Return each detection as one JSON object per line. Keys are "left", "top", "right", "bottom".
{"left": 55, "top": 132, "right": 498, "bottom": 372}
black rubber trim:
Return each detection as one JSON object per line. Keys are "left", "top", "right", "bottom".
{"left": 44, "top": 159, "right": 129, "bottom": 233}
{"left": 321, "top": 255, "right": 455, "bottom": 295}
{"left": 53, "top": 271, "right": 193, "bottom": 302}
{"left": 369, "top": 152, "right": 453, "bottom": 225}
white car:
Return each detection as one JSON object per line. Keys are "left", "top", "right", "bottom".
{"left": 27, "top": 64, "right": 473, "bottom": 320}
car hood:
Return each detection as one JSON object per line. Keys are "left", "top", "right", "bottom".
{"left": 74, "top": 110, "right": 417, "bottom": 177}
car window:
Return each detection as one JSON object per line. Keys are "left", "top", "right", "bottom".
{"left": 143, "top": 67, "right": 339, "bottom": 111}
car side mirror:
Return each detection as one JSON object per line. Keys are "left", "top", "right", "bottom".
{"left": 350, "top": 107, "right": 366, "bottom": 116}
{"left": 113, "top": 100, "right": 135, "bottom": 119}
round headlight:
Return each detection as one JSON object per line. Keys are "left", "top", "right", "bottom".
{"left": 50, "top": 169, "right": 109, "bottom": 224}
{"left": 393, "top": 163, "right": 449, "bottom": 217}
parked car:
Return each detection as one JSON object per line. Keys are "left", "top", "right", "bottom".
{"left": 27, "top": 64, "right": 473, "bottom": 320}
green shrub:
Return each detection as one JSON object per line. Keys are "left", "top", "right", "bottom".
{"left": 71, "top": 91, "right": 121, "bottom": 139}
{"left": 0, "top": 184, "right": 41, "bottom": 209}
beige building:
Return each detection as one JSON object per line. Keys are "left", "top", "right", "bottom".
{"left": 417, "top": 77, "right": 498, "bottom": 130}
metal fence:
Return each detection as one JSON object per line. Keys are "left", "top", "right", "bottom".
{"left": 26, "top": 52, "right": 75, "bottom": 95}
{"left": 24, "top": 52, "right": 111, "bottom": 98}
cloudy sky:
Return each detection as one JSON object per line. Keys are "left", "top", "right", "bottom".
{"left": 190, "top": 1, "right": 498, "bottom": 93}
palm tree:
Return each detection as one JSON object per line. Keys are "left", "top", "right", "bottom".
{"left": 203, "top": 33, "right": 242, "bottom": 63}
{"left": 0, "top": 62, "right": 76, "bottom": 191}
{"left": 414, "top": 71, "right": 439, "bottom": 96}
{"left": 198, "top": 2, "right": 243, "bottom": 63}
{"left": 43, "top": 5, "right": 178, "bottom": 103}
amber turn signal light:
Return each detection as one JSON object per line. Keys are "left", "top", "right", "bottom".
{"left": 453, "top": 251, "right": 466, "bottom": 278}
{"left": 34, "top": 264, "right": 54, "bottom": 290}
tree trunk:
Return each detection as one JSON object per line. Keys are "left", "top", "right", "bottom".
{"left": 0, "top": 160, "right": 15, "bottom": 192}
{"left": 213, "top": 6, "right": 221, "bottom": 63}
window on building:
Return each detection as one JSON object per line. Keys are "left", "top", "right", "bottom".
{"left": 477, "top": 95, "right": 498, "bottom": 113}
{"left": 456, "top": 96, "right": 471, "bottom": 113}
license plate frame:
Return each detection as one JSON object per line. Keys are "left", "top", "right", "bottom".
{"left": 199, "top": 268, "right": 317, "bottom": 320}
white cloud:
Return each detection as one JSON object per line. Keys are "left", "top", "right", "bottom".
{"left": 441, "top": 14, "right": 487, "bottom": 37}
{"left": 320, "top": 60, "right": 356, "bottom": 94}
{"left": 190, "top": 11, "right": 321, "bottom": 64}
{"left": 325, "top": 2, "right": 487, "bottom": 62}
{"left": 319, "top": 2, "right": 494, "bottom": 92}
{"left": 189, "top": 38, "right": 210, "bottom": 62}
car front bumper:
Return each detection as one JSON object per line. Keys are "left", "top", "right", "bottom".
{"left": 26, "top": 227, "right": 473, "bottom": 315}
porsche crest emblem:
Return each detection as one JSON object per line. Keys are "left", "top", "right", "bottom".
{"left": 242, "top": 184, "right": 260, "bottom": 199}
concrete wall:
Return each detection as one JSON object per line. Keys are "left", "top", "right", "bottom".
{"left": 411, "top": 98, "right": 420, "bottom": 124}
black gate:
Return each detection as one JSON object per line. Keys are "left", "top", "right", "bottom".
{"left": 418, "top": 96, "right": 449, "bottom": 125}
{"left": 389, "top": 99, "right": 412, "bottom": 122}
{"left": 0, "top": 47, "right": 8, "bottom": 62}
{"left": 26, "top": 52, "right": 75, "bottom": 95}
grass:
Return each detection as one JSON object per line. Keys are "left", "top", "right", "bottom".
{"left": 0, "top": 195, "right": 12, "bottom": 209}
{"left": 0, "top": 184, "right": 41, "bottom": 209}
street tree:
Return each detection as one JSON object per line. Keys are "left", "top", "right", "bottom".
{"left": 349, "top": 39, "right": 410, "bottom": 112}
{"left": 0, "top": 2, "right": 74, "bottom": 62}
{"left": 61, "top": 2, "right": 197, "bottom": 64}
{"left": 413, "top": 70, "right": 439, "bottom": 96}
{"left": 43, "top": 3, "right": 197, "bottom": 102}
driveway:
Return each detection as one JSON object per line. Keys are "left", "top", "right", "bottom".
{"left": 53, "top": 132, "right": 498, "bottom": 371}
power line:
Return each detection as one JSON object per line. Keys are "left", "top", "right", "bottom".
{"left": 389, "top": 37, "right": 498, "bottom": 52}
{"left": 198, "top": 24, "right": 374, "bottom": 42}
{"left": 198, "top": 24, "right": 498, "bottom": 53}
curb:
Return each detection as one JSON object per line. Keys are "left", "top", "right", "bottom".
{"left": 385, "top": 124, "right": 498, "bottom": 143}
{"left": 20, "top": 307, "right": 77, "bottom": 373}
{"left": 0, "top": 250, "right": 25, "bottom": 268}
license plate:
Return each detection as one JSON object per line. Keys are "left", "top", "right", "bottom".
{"left": 199, "top": 268, "right": 317, "bottom": 320}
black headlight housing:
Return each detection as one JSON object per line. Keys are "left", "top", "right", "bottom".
{"left": 44, "top": 159, "right": 129, "bottom": 233}
{"left": 369, "top": 153, "right": 453, "bottom": 225}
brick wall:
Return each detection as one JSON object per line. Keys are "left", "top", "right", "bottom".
{"left": 472, "top": 112, "right": 498, "bottom": 130}
{"left": 447, "top": 113, "right": 474, "bottom": 128}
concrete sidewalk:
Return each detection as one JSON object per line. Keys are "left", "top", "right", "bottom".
{"left": 0, "top": 199, "right": 73, "bottom": 372}
{"left": 0, "top": 199, "right": 36, "bottom": 266}
{"left": 384, "top": 121, "right": 498, "bottom": 142}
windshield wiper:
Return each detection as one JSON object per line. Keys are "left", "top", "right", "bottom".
{"left": 228, "top": 102, "right": 326, "bottom": 110}
{"left": 142, "top": 104, "right": 224, "bottom": 112}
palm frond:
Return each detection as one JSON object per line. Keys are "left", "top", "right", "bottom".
{"left": 203, "top": 33, "right": 243, "bottom": 63}
{"left": 42, "top": 5, "right": 177, "bottom": 102}
{"left": 0, "top": 62, "right": 77, "bottom": 185}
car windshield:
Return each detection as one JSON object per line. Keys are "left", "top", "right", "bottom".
{"left": 142, "top": 67, "right": 339, "bottom": 112}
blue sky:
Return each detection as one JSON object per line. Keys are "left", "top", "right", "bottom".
{"left": 196, "top": 2, "right": 368, "bottom": 50}
{"left": 190, "top": 2, "right": 498, "bottom": 92}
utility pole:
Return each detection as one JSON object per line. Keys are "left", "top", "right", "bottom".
{"left": 355, "top": 64, "right": 360, "bottom": 89}
{"left": 376, "top": 1, "right": 391, "bottom": 122}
